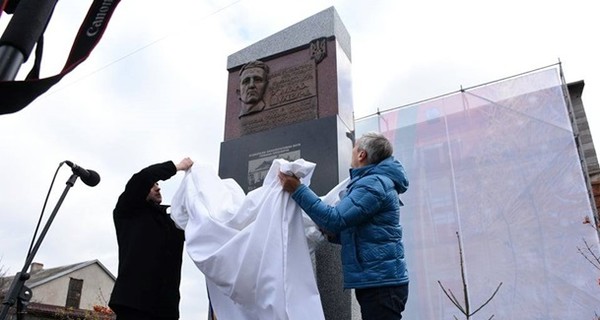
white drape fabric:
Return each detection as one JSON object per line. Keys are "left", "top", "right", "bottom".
{"left": 171, "top": 159, "right": 346, "bottom": 319}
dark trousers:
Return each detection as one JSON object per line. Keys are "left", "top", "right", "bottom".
{"left": 114, "top": 306, "right": 178, "bottom": 320}
{"left": 355, "top": 284, "right": 409, "bottom": 320}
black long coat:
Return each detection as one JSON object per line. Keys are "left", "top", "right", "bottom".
{"left": 109, "top": 161, "right": 185, "bottom": 318}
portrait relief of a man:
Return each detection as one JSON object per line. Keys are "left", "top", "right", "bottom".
{"left": 238, "top": 60, "right": 269, "bottom": 118}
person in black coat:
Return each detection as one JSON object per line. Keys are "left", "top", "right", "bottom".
{"left": 109, "top": 158, "right": 193, "bottom": 320}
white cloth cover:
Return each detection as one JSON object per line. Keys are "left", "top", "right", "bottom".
{"left": 171, "top": 159, "right": 348, "bottom": 319}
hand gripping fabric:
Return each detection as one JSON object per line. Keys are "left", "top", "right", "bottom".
{"left": 171, "top": 159, "right": 347, "bottom": 319}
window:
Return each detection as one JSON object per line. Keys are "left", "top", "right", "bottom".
{"left": 65, "top": 278, "right": 83, "bottom": 309}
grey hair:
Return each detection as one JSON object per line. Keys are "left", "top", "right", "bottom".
{"left": 356, "top": 132, "right": 393, "bottom": 164}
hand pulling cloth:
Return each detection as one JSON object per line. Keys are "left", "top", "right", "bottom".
{"left": 171, "top": 158, "right": 348, "bottom": 319}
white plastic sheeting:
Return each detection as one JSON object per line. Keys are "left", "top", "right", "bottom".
{"left": 171, "top": 159, "right": 346, "bottom": 319}
{"left": 356, "top": 65, "right": 600, "bottom": 319}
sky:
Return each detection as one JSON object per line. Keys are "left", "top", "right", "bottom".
{"left": 1, "top": 0, "right": 598, "bottom": 319}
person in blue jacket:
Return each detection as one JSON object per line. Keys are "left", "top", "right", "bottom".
{"left": 279, "top": 132, "right": 409, "bottom": 320}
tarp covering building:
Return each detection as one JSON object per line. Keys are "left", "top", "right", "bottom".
{"left": 355, "top": 64, "right": 600, "bottom": 319}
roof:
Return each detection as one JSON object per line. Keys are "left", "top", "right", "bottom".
{"left": 1, "top": 259, "right": 115, "bottom": 292}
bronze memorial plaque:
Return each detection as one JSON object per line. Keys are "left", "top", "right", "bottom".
{"left": 239, "top": 60, "right": 318, "bottom": 135}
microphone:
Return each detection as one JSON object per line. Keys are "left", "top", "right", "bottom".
{"left": 64, "top": 161, "right": 101, "bottom": 187}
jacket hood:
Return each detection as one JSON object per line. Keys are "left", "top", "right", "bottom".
{"left": 350, "top": 157, "right": 409, "bottom": 194}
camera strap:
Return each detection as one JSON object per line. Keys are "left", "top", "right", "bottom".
{"left": 0, "top": 0, "right": 121, "bottom": 115}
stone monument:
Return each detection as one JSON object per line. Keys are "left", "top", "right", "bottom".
{"left": 219, "top": 7, "right": 356, "bottom": 319}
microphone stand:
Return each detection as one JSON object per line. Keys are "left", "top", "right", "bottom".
{"left": 0, "top": 174, "right": 79, "bottom": 320}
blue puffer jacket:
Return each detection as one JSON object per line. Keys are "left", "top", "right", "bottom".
{"left": 292, "top": 156, "right": 409, "bottom": 289}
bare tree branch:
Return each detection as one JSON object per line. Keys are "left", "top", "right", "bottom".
{"left": 469, "top": 282, "right": 503, "bottom": 316}
{"left": 437, "top": 231, "right": 502, "bottom": 320}
{"left": 438, "top": 281, "right": 466, "bottom": 314}
{"left": 456, "top": 232, "right": 470, "bottom": 316}
{"left": 577, "top": 238, "right": 600, "bottom": 270}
